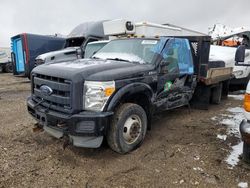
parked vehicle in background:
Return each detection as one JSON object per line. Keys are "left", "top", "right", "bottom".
{"left": 240, "top": 80, "right": 250, "bottom": 163}
{"left": 11, "top": 33, "right": 65, "bottom": 77}
{"left": 0, "top": 47, "right": 12, "bottom": 73}
{"left": 209, "top": 23, "right": 250, "bottom": 88}
{"left": 27, "top": 20, "right": 233, "bottom": 154}
{"left": 234, "top": 46, "right": 250, "bottom": 163}
{"left": 35, "top": 21, "right": 108, "bottom": 66}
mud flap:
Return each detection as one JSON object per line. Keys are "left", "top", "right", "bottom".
{"left": 221, "top": 80, "right": 230, "bottom": 99}
{"left": 190, "top": 83, "right": 211, "bottom": 110}
{"left": 211, "top": 83, "right": 222, "bottom": 104}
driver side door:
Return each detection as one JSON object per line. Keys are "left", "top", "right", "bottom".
{"left": 156, "top": 38, "right": 181, "bottom": 110}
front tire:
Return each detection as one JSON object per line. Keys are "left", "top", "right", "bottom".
{"left": 107, "top": 103, "right": 147, "bottom": 154}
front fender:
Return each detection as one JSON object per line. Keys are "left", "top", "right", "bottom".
{"left": 105, "top": 82, "right": 154, "bottom": 112}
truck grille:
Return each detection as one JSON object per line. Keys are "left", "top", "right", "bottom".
{"left": 32, "top": 73, "right": 72, "bottom": 114}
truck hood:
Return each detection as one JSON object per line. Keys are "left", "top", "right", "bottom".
{"left": 36, "top": 47, "right": 80, "bottom": 61}
{"left": 32, "top": 58, "right": 153, "bottom": 81}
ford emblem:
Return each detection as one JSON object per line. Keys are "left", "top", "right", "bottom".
{"left": 40, "top": 85, "right": 53, "bottom": 96}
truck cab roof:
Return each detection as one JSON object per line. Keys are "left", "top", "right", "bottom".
{"left": 67, "top": 20, "right": 107, "bottom": 39}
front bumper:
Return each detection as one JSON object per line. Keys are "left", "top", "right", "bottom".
{"left": 27, "top": 97, "right": 113, "bottom": 148}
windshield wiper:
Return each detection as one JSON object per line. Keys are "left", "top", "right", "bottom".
{"left": 106, "top": 58, "right": 131, "bottom": 62}
{"left": 105, "top": 58, "right": 144, "bottom": 64}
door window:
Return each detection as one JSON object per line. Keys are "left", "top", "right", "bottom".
{"left": 162, "top": 38, "right": 194, "bottom": 75}
{"left": 162, "top": 39, "right": 179, "bottom": 74}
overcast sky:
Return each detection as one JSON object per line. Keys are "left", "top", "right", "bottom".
{"left": 0, "top": 0, "right": 250, "bottom": 47}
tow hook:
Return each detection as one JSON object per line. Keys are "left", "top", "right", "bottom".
{"left": 240, "top": 120, "right": 250, "bottom": 163}
{"left": 33, "top": 123, "right": 44, "bottom": 133}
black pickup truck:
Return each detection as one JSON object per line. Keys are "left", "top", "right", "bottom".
{"left": 27, "top": 36, "right": 233, "bottom": 154}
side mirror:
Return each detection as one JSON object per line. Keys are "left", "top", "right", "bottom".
{"left": 160, "top": 60, "right": 170, "bottom": 74}
{"left": 235, "top": 45, "right": 246, "bottom": 63}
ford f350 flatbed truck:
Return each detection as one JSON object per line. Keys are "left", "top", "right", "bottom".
{"left": 27, "top": 34, "right": 233, "bottom": 154}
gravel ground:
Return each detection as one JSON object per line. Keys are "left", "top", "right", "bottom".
{"left": 0, "top": 73, "right": 250, "bottom": 188}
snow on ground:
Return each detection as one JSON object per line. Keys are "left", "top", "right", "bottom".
{"left": 217, "top": 134, "right": 227, "bottom": 141}
{"left": 228, "top": 95, "right": 244, "bottom": 101}
{"left": 238, "top": 182, "right": 248, "bottom": 188}
{"left": 211, "top": 95, "right": 244, "bottom": 168}
{"left": 220, "top": 107, "right": 244, "bottom": 138}
{"left": 225, "top": 142, "right": 243, "bottom": 169}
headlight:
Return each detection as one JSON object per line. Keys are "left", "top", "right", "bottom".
{"left": 84, "top": 81, "right": 115, "bottom": 111}
{"left": 35, "top": 59, "right": 45, "bottom": 66}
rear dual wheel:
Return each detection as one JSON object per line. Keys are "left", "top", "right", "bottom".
{"left": 107, "top": 103, "right": 147, "bottom": 154}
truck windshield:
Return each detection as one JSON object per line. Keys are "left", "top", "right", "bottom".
{"left": 64, "top": 37, "right": 85, "bottom": 47}
{"left": 84, "top": 42, "right": 108, "bottom": 58}
{"left": 93, "top": 39, "right": 159, "bottom": 64}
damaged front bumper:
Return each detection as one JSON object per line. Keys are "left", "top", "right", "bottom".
{"left": 27, "top": 97, "right": 113, "bottom": 148}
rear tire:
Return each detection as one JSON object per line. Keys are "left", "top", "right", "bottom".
{"left": 107, "top": 103, "right": 147, "bottom": 154}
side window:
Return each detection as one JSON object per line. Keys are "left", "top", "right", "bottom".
{"left": 175, "top": 39, "right": 194, "bottom": 75}
{"left": 85, "top": 38, "right": 98, "bottom": 46}
{"left": 162, "top": 39, "right": 179, "bottom": 74}
{"left": 162, "top": 38, "right": 194, "bottom": 75}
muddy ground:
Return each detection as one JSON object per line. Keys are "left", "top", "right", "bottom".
{"left": 0, "top": 73, "right": 250, "bottom": 187}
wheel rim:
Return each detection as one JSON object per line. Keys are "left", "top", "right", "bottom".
{"left": 123, "top": 115, "right": 142, "bottom": 144}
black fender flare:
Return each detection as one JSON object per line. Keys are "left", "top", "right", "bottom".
{"left": 105, "top": 82, "right": 154, "bottom": 112}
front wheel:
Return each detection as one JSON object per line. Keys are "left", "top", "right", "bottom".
{"left": 107, "top": 103, "right": 147, "bottom": 154}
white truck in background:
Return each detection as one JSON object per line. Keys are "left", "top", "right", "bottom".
{"left": 240, "top": 80, "right": 250, "bottom": 163}
{"left": 236, "top": 46, "right": 250, "bottom": 163}
{"left": 209, "top": 24, "right": 250, "bottom": 88}
{"left": 35, "top": 21, "right": 108, "bottom": 66}
{"left": 0, "top": 47, "right": 12, "bottom": 73}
